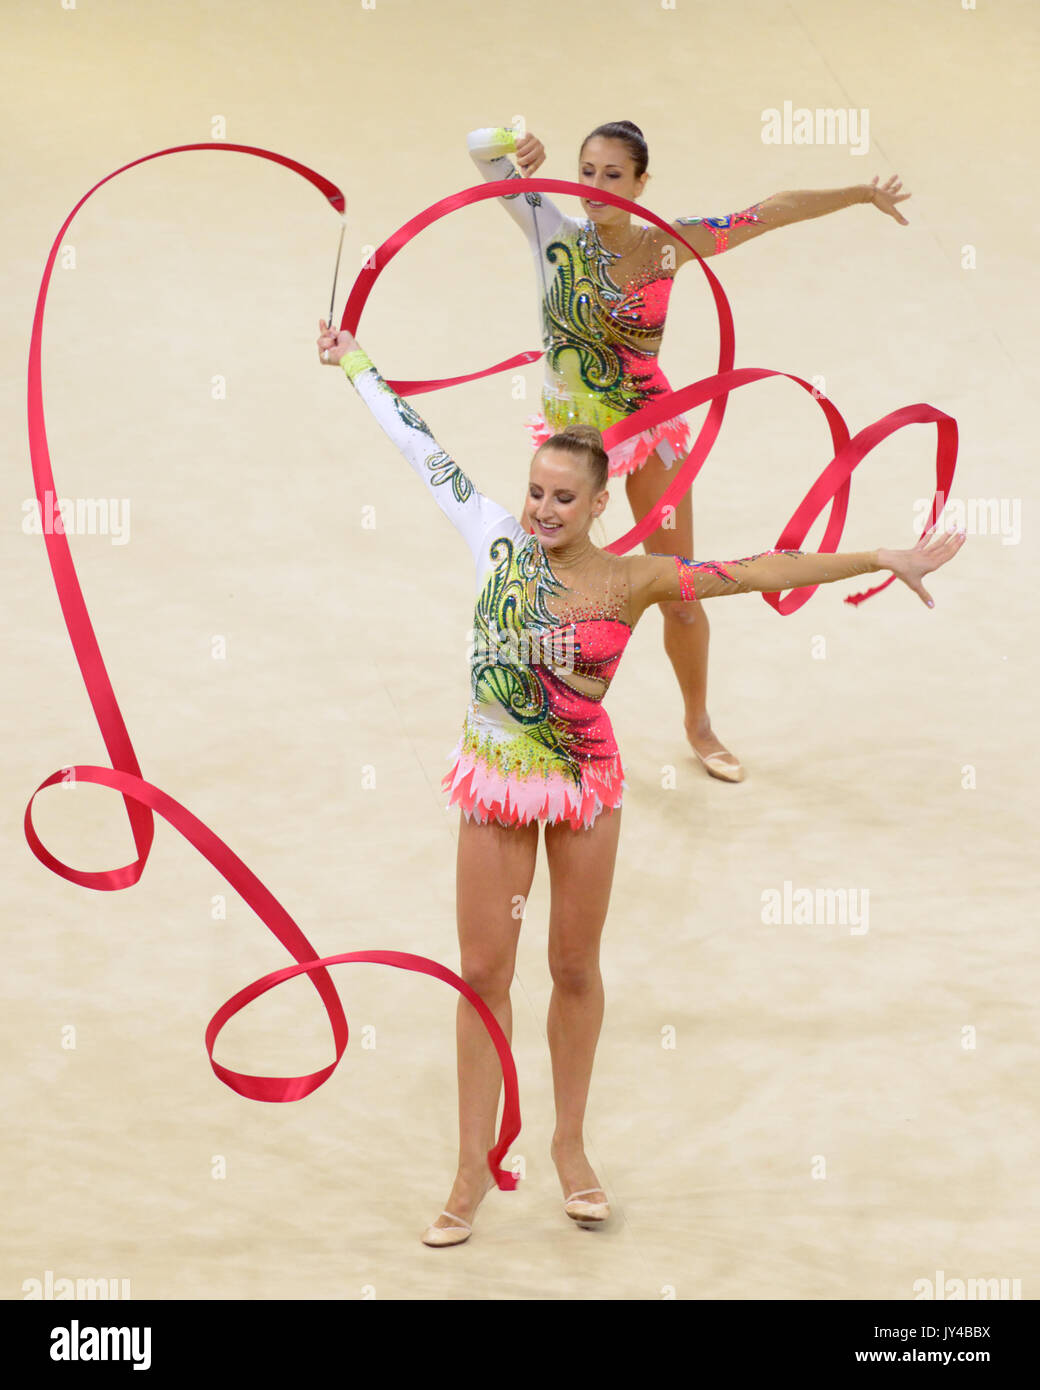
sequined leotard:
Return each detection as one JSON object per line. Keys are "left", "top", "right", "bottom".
{"left": 467, "top": 125, "right": 763, "bottom": 478}
{"left": 340, "top": 349, "right": 882, "bottom": 829}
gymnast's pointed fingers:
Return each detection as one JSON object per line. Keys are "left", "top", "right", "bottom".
{"left": 915, "top": 525, "right": 937, "bottom": 550}
{"left": 923, "top": 528, "right": 966, "bottom": 574}
{"left": 935, "top": 528, "right": 967, "bottom": 565}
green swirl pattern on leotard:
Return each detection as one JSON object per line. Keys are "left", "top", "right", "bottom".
{"left": 423, "top": 449, "right": 473, "bottom": 504}
{"left": 470, "top": 533, "right": 583, "bottom": 786}
{"left": 374, "top": 376, "right": 474, "bottom": 503}
{"left": 543, "top": 238, "right": 628, "bottom": 410}
{"left": 390, "top": 392, "right": 433, "bottom": 437}
{"left": 540, "top": 222, "right": 674, "bottom": 429}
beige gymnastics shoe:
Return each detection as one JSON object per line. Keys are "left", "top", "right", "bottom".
{"left": 421, "top": 1211, "right": 474, "bottom": 1248}
{"left": 563, "top": 1187, "right": 610, "bottom": 1225}
{"left": 694, "top": 748, "right": 746, "bottom": 783}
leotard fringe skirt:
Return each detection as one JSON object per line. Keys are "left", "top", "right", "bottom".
{"left": 442, "top": 709, "right": 624, "bottom": 830}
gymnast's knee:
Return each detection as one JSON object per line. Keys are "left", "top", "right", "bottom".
{"left": 548, "top": 952, "right": 602, "bottom": 995}
{"left": 460, "top": 956, "right": 514, "bottom": 1000}
{"left": 661, "top": 598, "right": 705, "bottom": 628}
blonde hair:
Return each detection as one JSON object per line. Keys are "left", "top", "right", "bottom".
{"left": 536, "top": 425, "right": 609, "bottom": 491}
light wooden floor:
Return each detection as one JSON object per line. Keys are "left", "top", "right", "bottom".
{"left": 2, "top": 0, "right": 1035, "bottom": 1300}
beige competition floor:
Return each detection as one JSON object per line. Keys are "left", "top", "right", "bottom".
{"left": 2, "top": 0, "right": 1037, "bottom": 1301}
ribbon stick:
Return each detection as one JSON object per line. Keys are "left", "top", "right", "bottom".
{"left": 328, "top": 217, "right": 347, "bottom": 327}
{"left": 339, "top": 176, "right": 957, "bottom": 608}
{"left": 24, "top": 143, "right": 520, "bottom": 1190}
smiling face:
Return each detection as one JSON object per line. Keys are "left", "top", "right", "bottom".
{"left": 578, "top": 136, "right": 648, "bottom": 226}
{"left": 524, "top": 447, "right": 609, "bottom": 550}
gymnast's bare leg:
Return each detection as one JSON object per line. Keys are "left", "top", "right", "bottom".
{"left": 544, "top": 805, "right": 623, "bottom": 1206}
{"left": 625, "top": 448, "right": 744, "bottom": 781}
{"left": 425, "top": 813, "right": 538, "bottom": 1236}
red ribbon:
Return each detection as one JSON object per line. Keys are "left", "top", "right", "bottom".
{"left": 24, "top": 143, "right": 519, "bottom": 1190}
{"left": 24, "top": 151, "right": 959, "bottom": 1199}
{"left": 340, "top": 177, "right": 958, "bottom": 611}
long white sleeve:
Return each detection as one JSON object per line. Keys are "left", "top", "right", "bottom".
{"left": 341, "top": 349, "right": 518, "bottom": 570}
{"left": 466, "top": 125, "right": 572, "bottom": 253}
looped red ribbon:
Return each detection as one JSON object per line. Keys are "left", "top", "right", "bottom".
{"left": 341, "top": 176, "right": 958, "bottom": 611}
{"left": 24, "top": 143, "right": 520, "bottom": 1190}
{"left": 25, "top": 150, "right": 959, "bottom": 1198}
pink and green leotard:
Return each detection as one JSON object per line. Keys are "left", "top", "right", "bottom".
{"left": 339, "top": 347, "right": 883, "bottom": 830}
{"left": 466, "top": 125, "right": 764, "bottom": 479}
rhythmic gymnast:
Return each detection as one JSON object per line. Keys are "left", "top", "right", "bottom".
{"left": 317, "top": 319, "right": 961, "bottom": 1247}
{"left": 467, "top": 122, "right": 911, "bottom": 782}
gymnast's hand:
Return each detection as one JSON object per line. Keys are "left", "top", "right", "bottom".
{"left": 515, "top": 132, "right": 546, "bottom": 176}
{"left": 878, "top": 528, "right": 965, "bottom": 607}
{"left": 318, "top": 319, "right": 358, "bottom": 366}
{"left": 866, "top": 174, "right": 911, "bottom": 225}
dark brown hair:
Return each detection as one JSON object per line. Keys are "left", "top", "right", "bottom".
{"left": 580, "top": 120, "right": 649, "bottom": 178}
{"left": 537, "top": 425, "right": 609, "bottom": 491}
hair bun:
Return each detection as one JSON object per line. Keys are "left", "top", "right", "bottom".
{"left": 561, "top": 423, "right": 605, "bottom": 447}
{"left": 537, "top": 425, "right": 610, "bottom": 491}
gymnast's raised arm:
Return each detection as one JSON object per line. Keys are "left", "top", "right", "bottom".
{"left": 629, "top": 531, "right": 965, "bottom": 621}
{"left": 316, "top": 321, "right": 512, "bottom": 562}
{"left": 465, "top": 124, "right": 571, "bottom": 246}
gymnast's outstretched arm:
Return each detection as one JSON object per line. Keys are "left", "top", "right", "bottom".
{"left": 316, "top": 321, "right": 514, "bottom": 564}
{"left": 672, "top": 176, "right": 910, "bottom": 259}
{"left": 630, "top": 532, "right": 965, "bottom": 619}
